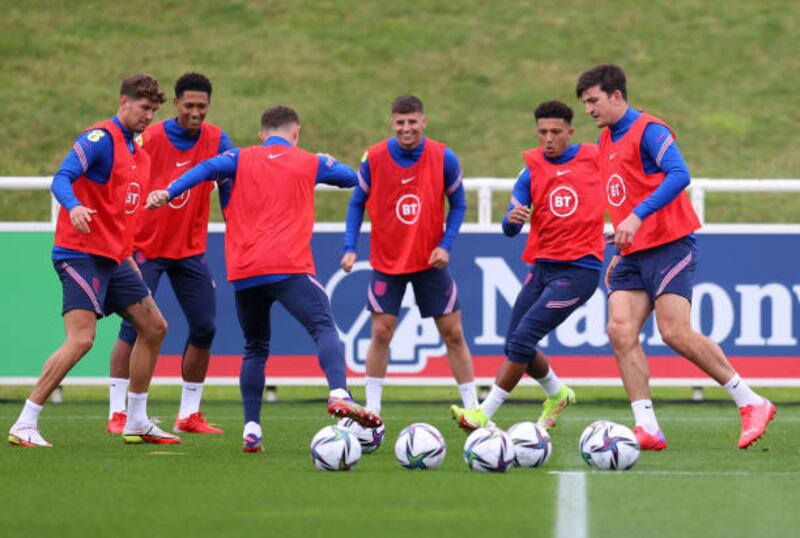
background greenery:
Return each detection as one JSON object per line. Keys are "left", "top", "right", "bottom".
{"left": 1, "top": 0, "right": 798, "bottom": 223}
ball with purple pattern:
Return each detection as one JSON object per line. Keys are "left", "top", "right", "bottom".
{"left": 463, "top": 427, "right": 516, "bottom": 473}
{"left": 579, "top": 420, "right": 640, "bottom": 471}
{"left": 337, "top": 417, "right": 385, "bottom": 454}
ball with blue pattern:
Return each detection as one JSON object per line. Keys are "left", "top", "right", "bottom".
{"left": 394, "top": 423, "right": 447, "bottom": 470}
{"left": 578, "top": 420, "right": 640, "bottom": 471}
{"left": 310, "top": 425, "right": 362, "bottom": 471}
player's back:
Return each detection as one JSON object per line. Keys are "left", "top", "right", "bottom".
{"left": 223, "top": 144, "right": 319, "bottom": 280}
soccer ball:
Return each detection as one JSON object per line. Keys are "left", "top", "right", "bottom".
{"left": 578, "top": 421, "right": 640, "bottom": 471}
{"left": 310, "top": 425, "right": 362, "bottom": 471}
{"left": 507, "top": 421, "right": 552, "bottom": 468}
{"left": 463, "top": 427, "right": 516, "bottom": 473}
{"left": 337, "top": 417, "right": 385, "bottom": 454}
{"left": 394, "top": 423, "right": 447, "bottom": 470}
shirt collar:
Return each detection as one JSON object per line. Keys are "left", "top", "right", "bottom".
{"left": 263, "top": 136, "right": 292, "bottom": 147}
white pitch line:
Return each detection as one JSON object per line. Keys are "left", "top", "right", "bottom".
{"left": 550, "top": 470, "right": 799, "bottom": 477}
{"left": 554, "top": 471, "right": 587, "bottom": 538}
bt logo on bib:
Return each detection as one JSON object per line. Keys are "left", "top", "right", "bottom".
{"left": 607, "top": 174, "right": 627, "bottom": 207}
{"left": 396, "top": 194, "right": 421, "bottom": 225}
{"left": 549, "top": 185, "right": 578, "bottom": 218}
{"left": 125, "top": 182, "right": 141, "bottom": 215}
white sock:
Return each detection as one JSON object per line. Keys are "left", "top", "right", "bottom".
{"left": 365, "top": 376, "right": 384, "bottom": 413}
{"left": 127, "top": 392, "right": 149, "bottom": 430}
{"left": 479, "top": 384, "right": 511, "bottom": 419}
{"left": 14, "top": 399, "right": 43, "bottom": 429}
{"left": 178, "top": 381, "right": 204, "bottom": 419}
{"left": 723, "top": 374, "right": 763, "bottom": 408}
{"left": 535, "top": 368, "right": 564, "bottom": 398}
{"left": 109, "top": 377, "right": 129, "bottom": 418}
{"left": 457, "top": 381, "right": 478, "bottom": 409}
{"left": 329, "top": 388, "right": 350, "bottom": 400}
{"left": 243, "top": 421, "right": 262, "bottom": 439}
{"left": 631, "top": 399, "right": 660, "bottom": 434}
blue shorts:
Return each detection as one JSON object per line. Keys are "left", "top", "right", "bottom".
{"left": 118, "top": 253, "right": 216, "bottom": 347}
{"left": 609, "top": 236, "right": 697, "bottom": 302}
{"left": 505, "top": 262, "right": 600, "bottom": 363}
{"left": 367, "top": 268, "right": 460, "bottom": 318}
{"left": 55, "top": 256, "right": 149, "bottom": 318}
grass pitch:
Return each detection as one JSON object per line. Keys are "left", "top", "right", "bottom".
{"left": 1, "top": 386, "right": 797, "bottom": 538}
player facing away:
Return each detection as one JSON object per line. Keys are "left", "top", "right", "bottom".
{"left": 147, "top": 105, "right": 382, "bottom": 453}
{"left": 105, "top": 72, "right": 233, "bottom": 436}
{"left": 340, "top": 95, "right": 477, "bottom": 415}
{"left": 451, "top": 101, "right": 605, "bottom": 431}
{"left": 577, "top": 64, "right": 775, "bottom": 450}
{"left": 8, "top": 74, "right": 180, "bottom": 447}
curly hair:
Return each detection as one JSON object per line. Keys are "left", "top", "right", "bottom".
{"left": 120, "top": 73, "right": 166, "bottom": 104}
{"left": 534, "top": 101, "right": 574, "bottom": 124}
{"left": 175, "top": 72, "right": 212, "bottom": 99}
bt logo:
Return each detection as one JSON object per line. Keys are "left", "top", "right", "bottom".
{"left": 549, "top": 185, "right": 579, "bottom": 218}
{"left": 607, "top": 174, "right": 627, "bottom": 207}
{"left": 125, "top": 182, "right": 141, "bottom": 215}
{"left": 396, "top": 194, "right": 422, "bottom": 225}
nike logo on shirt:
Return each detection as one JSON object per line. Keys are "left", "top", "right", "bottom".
{"left": 556, "top": 170, "right": 571, "bottom": 177}
{"left": 268, "top": 153, "right": 285, "bottom": 159}
{"left": 609, "top": 153, "right": 617, "bottom": 160}
{"left": 176, "top": 160, "right": 192, "bottom": 167}
{"left": 400, "top": 176, "right": 416, "bottom": 184}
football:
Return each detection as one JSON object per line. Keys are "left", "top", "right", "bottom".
{"left": 463, "top": 427, "right": 516, "bottom": 473}
{"left": 337, "top": 417, "right": 385, "bottom": 454}
{"left": 394, "top": 423, "right": 447, "bottom": 470}
{"left": 579, "top": 420, "right": 640, "bottom": 471}
{"left": 507, "top": 421, "right": 552, "bottom": 468}
{"left": 310, "top": 425, "right": 362, "bottom": 471}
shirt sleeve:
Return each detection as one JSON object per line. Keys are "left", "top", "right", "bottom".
{"left": 218, "top": 131, "right": 234, "bottom": 153}
{"left": 315, "top": 154, "right": 358, "bottom": 188}
{"left": 438, "top": 148, "right": 466, "bottom": 251}
{"left": 50, "top": 130, "right": 114, "bottom": 210}
{"left": 502, "top": 167, "right": 532, "bottom": 237}
{"left": 167, "top": 149, "right": 239, "bottom": 200}
{"left": 633, "top": 123, "right": 691, "bottom": 220}
{"left": 342, "top": 156, "right": 371, "bottom": 253}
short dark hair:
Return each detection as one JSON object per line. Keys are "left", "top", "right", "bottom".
{"left": 260, "top": 105, "right": 300, "bottom": 130}
{"left": 392, "top": 95, "right": 424, "bottom": 114}
{"left": 175, "top": 72, "right": 212, "bottom": 99}
{"left": 120, "top": 74, "right": 166, "bottom": 103}
{"left": 534, "top": 101, "right": 573, "bottom": 124}
{"left": 575, "top": 64, "right": 627, "bottom": 100}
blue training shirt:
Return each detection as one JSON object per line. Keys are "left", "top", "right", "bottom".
{"left": 50, "top": 116, "right": 134, "bottom": 261}
{"left": 50, "top": 117, "right": 234, "bottom": 261}
{"left": 608, "top": 106, "right": 696, "bottom": 248}
{"left": 501, "top": 144, "right": 601, "bottom": 271}
{"left": 343, "top": 136, "right": 467, "bottom": 254}
{"left": 167, "top": 136, "right": 358, "bottom": 290}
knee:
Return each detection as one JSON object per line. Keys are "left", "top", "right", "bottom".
{"left": 140, "top": 315, "right": 168, "bottom": 343}
{"left": 244, "top": 339, "right": 270, "bottom": 359}
{"left": 371, "top": 322, "right": 394, "bottom": 347}
{"left": 658, "top": 320, "right": 690, "bottom": 350}
{"left": 67, "top": 331, "right": 95, "bottom": 356}
{"left": 189, "top": 320, "right": 216, "bottom": 348}
{"left": 440, "top": 323, "right": 466, "bottom": 348}
{"left": 607, "top": 319, "right": 638, "bottom": 352}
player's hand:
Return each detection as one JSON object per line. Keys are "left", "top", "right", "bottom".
{"left": 428, "top": 247, "right": 450, "bottom": 269}
{"left": 605, "top": 255, "right": 620, "bottom": 290}
{"left": 340, "top": 252, "right": 357, "bottom": 272}
{"left": 507, "top": 205, "right": 531, "bottom": 225}
{"left": 614, "top": 213, "right": 642, "bottom": 250}
{"left": 125, "top": 256, "right": 143, "bottom": 280}
{"left": 69, "top": 205, "right": 97, "bottom": 234}
{"left": 146, "top": 189, "right": 171, "bottom": 209}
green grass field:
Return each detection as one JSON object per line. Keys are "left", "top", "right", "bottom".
{"left": 1, "top": 386, "right": 797, "bottom": 538}
{"left": 2, "top": 1, "right": 799, "bottom": 223}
